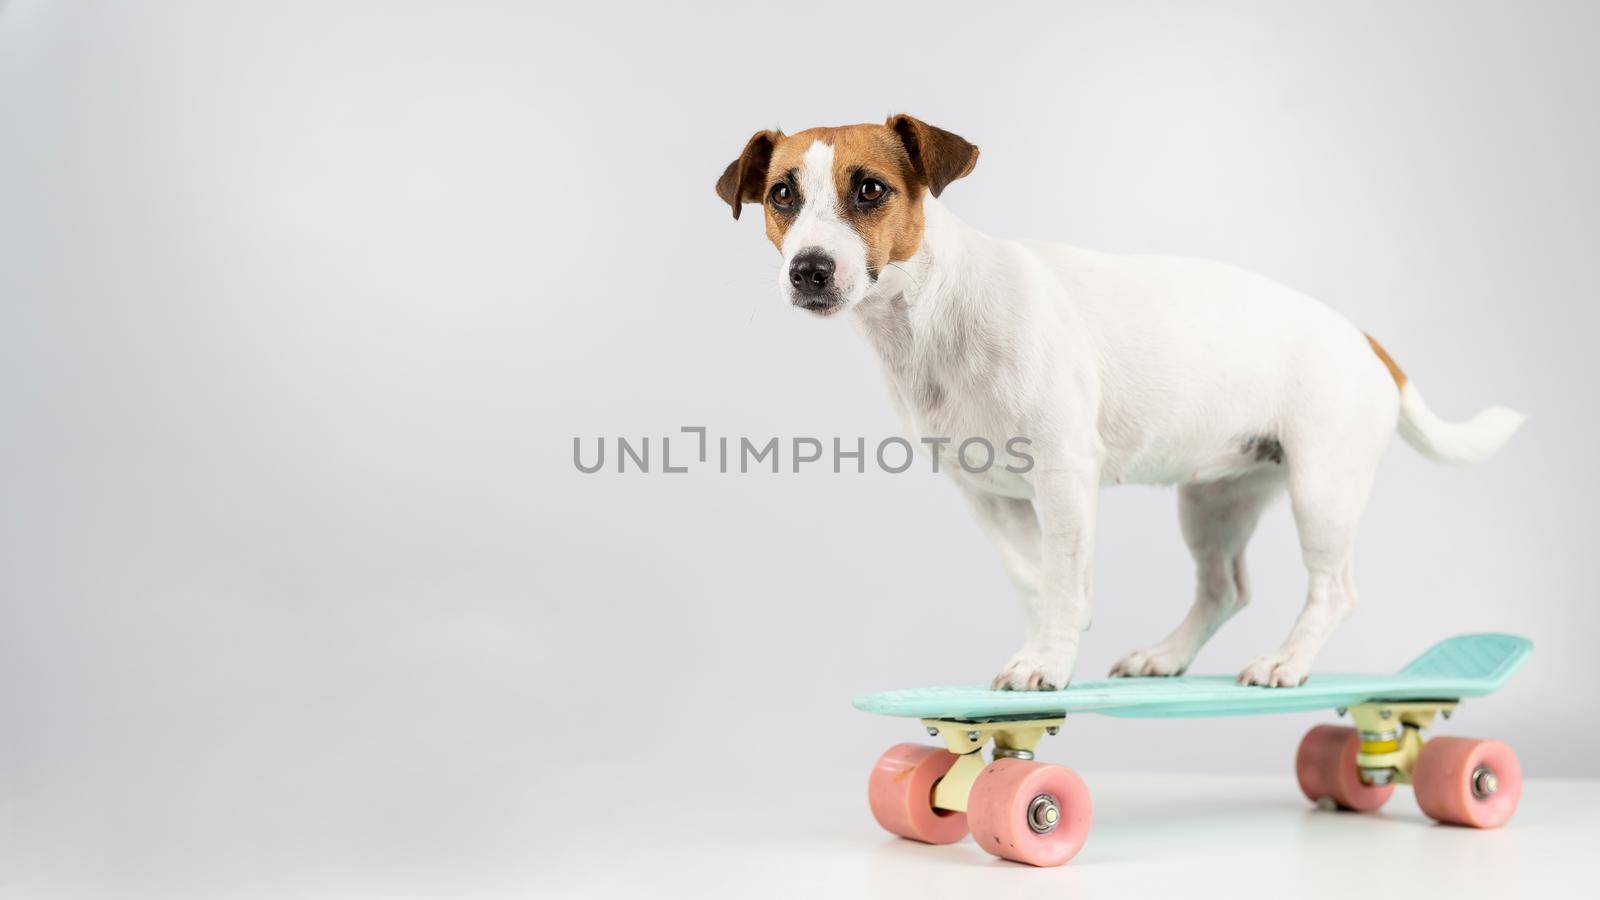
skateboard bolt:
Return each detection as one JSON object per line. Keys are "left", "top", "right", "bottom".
{"left": 1046, "top": 726, "right": 1060, "bottom": 736}
{"left": 1028, "top": 794, "right": 1060, "bottom": 834}
{"left": 966, "top": 730, "right": 981, "bottom": 742}
{"left": 927, "top": 726, "right": 939, "bottom": 736}
{"left": 1472, "top": 765, "right": 1499, "bottom": 799}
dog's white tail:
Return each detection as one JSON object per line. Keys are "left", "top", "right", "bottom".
{"left": 1366, "top": 333, "right": 1525, "bottom": 465}
{"left": 1397, "top": 382, "right": 1525, "bottom": 465}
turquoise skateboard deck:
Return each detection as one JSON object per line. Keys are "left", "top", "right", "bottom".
{"left": 854, "top": 633, "right": 1530, "bottom": 720}
{"left": 858, "top": 634, "right": 1531, "bottom": 865}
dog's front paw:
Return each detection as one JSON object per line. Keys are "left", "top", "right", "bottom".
{"left": 991, "top": 642, "right": 1077, "bottom": 691}
{"left": 1237, "top": 651, "right": 1311, "bottom": 688}
{"left": 1108, "top": 642, "right": 1195, "bottom": 677}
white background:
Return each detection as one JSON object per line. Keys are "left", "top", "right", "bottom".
{"left": 2, "top": 1, "right": 1596, "bottom": 896}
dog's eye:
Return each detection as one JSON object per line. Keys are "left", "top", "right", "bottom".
{"left": 857, "top": 178, "right": 887, "bottom": 204}
{"left": 769, "top": 182, "right": 794, "bottom": 209}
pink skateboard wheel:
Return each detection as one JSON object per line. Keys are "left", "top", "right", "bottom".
{"left": 1413, "top": 737, "right": 1522, "bottom": 828}
{"left": 867, "top": 743, "right": 970, "bottom": 844}
{"left": 967, "top": 758, "right": 1092, "bottom": 867}
{"left": 1295, "top": 724, "right": 1395, "bottom": 812}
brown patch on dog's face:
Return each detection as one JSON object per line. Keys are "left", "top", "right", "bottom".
{"left": 760, "top": 125, "right": 939, "bottom": 272}
{"left": 716, "top": 115, "right": 978, "bottom": 312}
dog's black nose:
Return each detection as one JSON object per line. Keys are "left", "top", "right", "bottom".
{"left": 789, "top": 250, "right": 835, "bottom": 294}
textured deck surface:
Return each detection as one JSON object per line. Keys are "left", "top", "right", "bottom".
{"left": 852, "top": 633, "right": 1531, "bottom": 720}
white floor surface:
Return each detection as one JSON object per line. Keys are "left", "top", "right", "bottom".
{"left": 536, "top": 772, "right": 1595, "bottom": 899}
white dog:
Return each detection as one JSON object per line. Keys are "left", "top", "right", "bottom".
{"left": 717, "top": 115, "right": 1524, "bottom": 690}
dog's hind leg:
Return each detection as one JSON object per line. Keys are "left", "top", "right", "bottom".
{"left": 1237, "top": 421, "right": 1390, "bottom": 687}
{"left": 1110, "top": 468, "right": 1284, "bottom": 677}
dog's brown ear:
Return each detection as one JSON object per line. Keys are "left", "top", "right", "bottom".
{"left": 715, "top": 129, "right": 782, "bottom": 220}
{"left": 886, "top": 114, "right": 979, "bottom": 198}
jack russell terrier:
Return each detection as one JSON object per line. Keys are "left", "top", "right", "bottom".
{"left": 716, "top": 114, "right": 1524, "bottom": 690}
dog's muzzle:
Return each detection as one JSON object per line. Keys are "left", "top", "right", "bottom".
{"left": 789, "top": 248, "right": 840, "bottom": 312}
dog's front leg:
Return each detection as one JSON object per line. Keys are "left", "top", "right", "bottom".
{"left": 991, "top": 464, "right": 1099, "bottom": 691}
{"left": 959, "top": 486, "right": 1043, "bottom": 625}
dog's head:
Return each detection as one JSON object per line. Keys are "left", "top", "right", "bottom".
{"left": 716, "top": 115, "right": 978, "bottom": 316}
